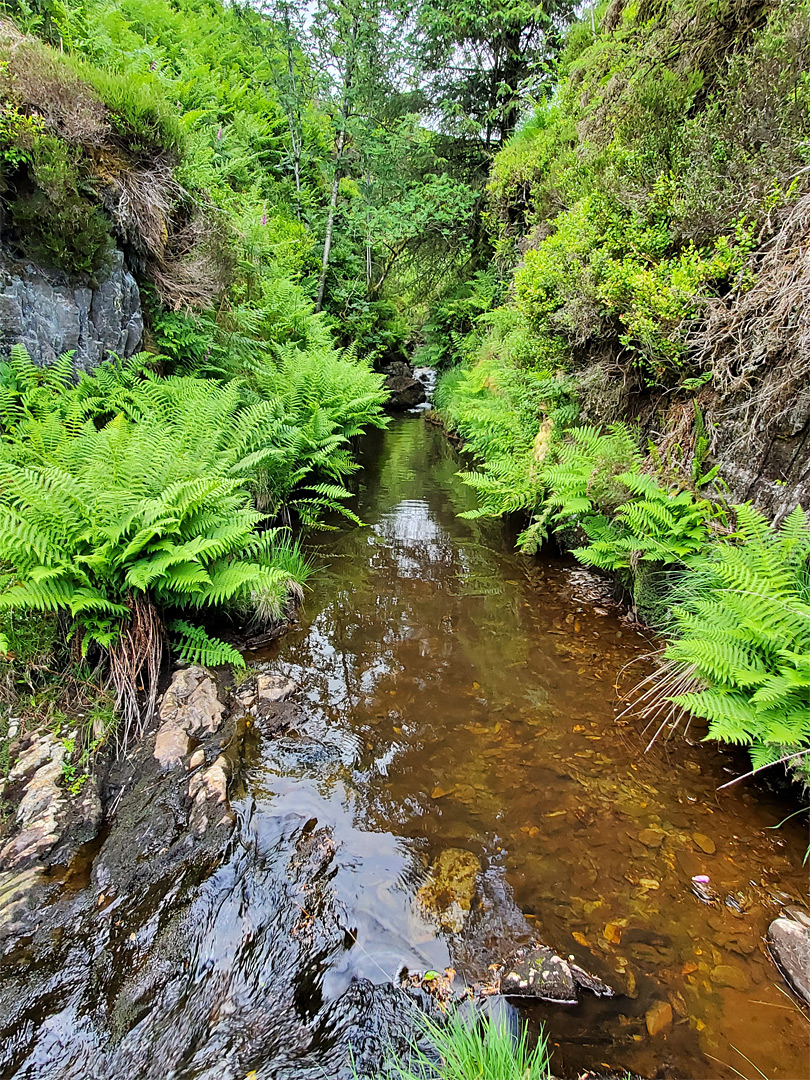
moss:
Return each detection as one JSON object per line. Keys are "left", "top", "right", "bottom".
{"left": 9, "top": 189, "right": 113, "bottom": 274}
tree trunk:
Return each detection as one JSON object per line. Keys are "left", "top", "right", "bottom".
{"left": 315, "top": 121, "right": 347, "bottom": 312}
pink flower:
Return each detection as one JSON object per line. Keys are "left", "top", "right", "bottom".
{"left": 217, "top": 126, "right": 223, "bottom": 141}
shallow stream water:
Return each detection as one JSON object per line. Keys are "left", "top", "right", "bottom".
{"left": 2, "top": 416, "right": 808, "bottom": 1079}
{"left": 256, "top": 416, "right": 809, "bottom": 1079}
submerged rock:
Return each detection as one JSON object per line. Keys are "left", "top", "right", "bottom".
{"left": 496, "top": 943, "right": 614, "bottom": 1004}
{"left": 645, "top": 999, "right": 673, "bottom": 1037}
{"left": 767, "top": 916, "right": 810, "bottom": 1005}
{"left": 416, "top": 848, "right": 481, "bottom": 933}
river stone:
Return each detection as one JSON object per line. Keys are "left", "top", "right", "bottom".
{"left": 645, "top": 999, "right": 673, "bottom": 1037}
{"left": 256, "top": 674, "right": 297, "bottom": 704}
{"left": 711, "top": 963, "right": 749, "bottom": 991}
{"left": 767, "top": 917, "right": 810, "bottom": 1005}
{"left": 499, "top": 945, "right": 578, "bottom": 1003}
{"left": 638, "top": 828, "right": 666, "bottom": 848}
{"left": 416, "top": 848, "right": 480, "bottom": 933}
{"left": 154, "top": 666, "right": 225, "bottom": 769}
{"left": 692, "top": 832, "right": 716, "bottom": 855}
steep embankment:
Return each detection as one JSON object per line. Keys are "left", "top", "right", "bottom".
{"left": 432, "top": 0, "right": 810, "bottom": 781}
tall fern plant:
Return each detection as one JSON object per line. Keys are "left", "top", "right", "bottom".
{"left": 656, "top": 506, "right": 810, "bottom": 769}
{"left": 0, "top": 349, "right": 315, "bottom": 741}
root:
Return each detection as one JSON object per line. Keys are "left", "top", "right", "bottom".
{"left": 106, "top": 595, "right": 165, "bottom": 750}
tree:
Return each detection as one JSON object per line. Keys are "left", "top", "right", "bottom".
{"left": 414, "top": 0, "right": 575, "bottom": 148}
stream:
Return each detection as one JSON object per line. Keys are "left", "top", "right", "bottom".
{"left": 1, "top": 416, "right": 808, "bottom": 1079}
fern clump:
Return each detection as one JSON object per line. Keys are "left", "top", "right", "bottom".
{"left": 662, "top": 505, "right": 810, "bottom": 769}
{"left": 0, "top": 347, "right": 340, "bottom": 737}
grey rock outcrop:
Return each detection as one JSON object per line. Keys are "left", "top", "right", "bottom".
{"left": 767, "top": 915, "right": 810, "bottom": 1006}
{"left": 0, "top": 248, "right": 143, "bottom": 370}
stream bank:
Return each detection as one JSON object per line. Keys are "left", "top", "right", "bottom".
{"left": 1, "top": 417, "right": 808, "bottom": 1079}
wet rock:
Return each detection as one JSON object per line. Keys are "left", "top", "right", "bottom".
{"left": 257, "top": 673, "right": 297, "bottom": 705}
{"left": 500, "top": 945, "right": 577, "bottom": 1002}
{"left": 188, "top": 754, "right": 232, "bottom": 835}
{"left": 691, "top": 832, "right": 716, "bottom": 855}
{"left": 645, "top": 999, "right": 672, "bottom": 1037}
{"left": 767, "top": 917, "right": 810, "bottom": 1005}
{"left": 711, "top": 963, "right": 749, "bottom": 991}
{"left": 497, "top": 943, "right": 613, "bottom": 1004}
{"left": 0, "top": 864, "right": 44, "bottom": 932}
{"left": 569, "top": 960, "right": 615, "bottom": 997}
{"left": 154, "top": 666, "right": 225, "bottom": 769}
{"left": 187, "top": 748, "right": 205, "bottom": 771}
{"left": 416, "top": 848, "right": 481, "bottom": 933}
{"left": 0, "top": 732, "right": 101, "bottom": 872}
{"left": 0, "top": 736, "right": 65, "bottom": 870}
{"left": 385, "top": 374, "right": 427, "bottom": 410}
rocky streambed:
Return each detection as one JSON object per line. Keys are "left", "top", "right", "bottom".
{"left": 1, "top": 416, "right": 808, "bottom": 1080}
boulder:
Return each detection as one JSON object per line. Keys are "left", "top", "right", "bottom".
{"left": 384, "top": 374, "right": 427, "bottom": 410}
{"left": 767, "top": 917, "right": 810, "bottom": 1006}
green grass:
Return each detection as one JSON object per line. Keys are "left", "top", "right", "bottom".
{"left": 361, "top": 1009, "right": 551, "bottom": 1080}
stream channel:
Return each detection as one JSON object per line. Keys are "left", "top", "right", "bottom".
{"left": 1, "top": 415, "right": 808, "bottom": 1079}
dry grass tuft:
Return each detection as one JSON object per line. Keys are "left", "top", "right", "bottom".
{"left": 0, "top": 19, "right": 109, "bottom": 146}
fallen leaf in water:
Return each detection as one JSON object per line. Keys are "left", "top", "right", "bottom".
{"left": 639, "top": 878, "right": 660, "bottom": 889}
{"left": 431, "top": 787, "right": 450, "bottom": 799}
{"left": 604, "top": 922, "right": 624, "bottom": 945}
{"left": 521, "top": 825, "right": 540, "bottom": 838}
{"left": 545, "top": 810, "right": 567, "bottom": 818}
{"left": 471, "top": 681, "right": 480, "bottom": 690}
{"left": 572, "top": 931, "right": 589, "bottom": 947}
{"left": 573, "top": 724, "right": 585, "bottom": 732}
{"left": 681, "top": 961, "right": 698, "bottom": 975}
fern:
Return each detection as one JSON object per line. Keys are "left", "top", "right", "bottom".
{"left": 170, "top": 620, "right": 246, "bottom": 669}
{"left": 664, "top": 506, "right": 810, "bottom": 767}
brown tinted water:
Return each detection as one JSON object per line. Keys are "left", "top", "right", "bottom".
{"left": 254, "top": 415, "right": 809, "bottom": 1079}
